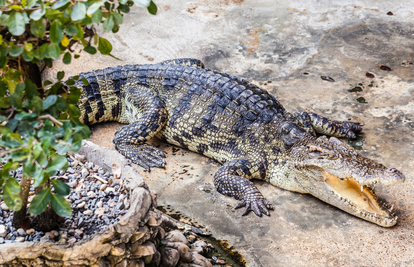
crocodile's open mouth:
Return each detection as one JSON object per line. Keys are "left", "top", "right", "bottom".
{"left": 324, "top": 171, "right": 397, "bottom": 227}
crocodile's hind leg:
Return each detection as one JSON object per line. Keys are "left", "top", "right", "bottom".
{"left": 294, "top": 111, "right": 362, "bottom": 139}
{"left": 214, "top": 159, "right": 273, "bottom": 217}
{"left": 113, "top": 85, "right": 167, "bottom": 170}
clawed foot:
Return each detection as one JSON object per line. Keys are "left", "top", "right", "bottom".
{"left": 336, "top": 121, "right": 362, "bottom": 139}
{"left": 234, "top": 195, "right": 274, "bottom": 217}
{"left": 115, "top": 143, "right": 166, "bottom": 171}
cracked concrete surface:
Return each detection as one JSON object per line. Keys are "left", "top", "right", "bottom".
{"left": 45, "top": 1, "right": 414, "bottom": 266}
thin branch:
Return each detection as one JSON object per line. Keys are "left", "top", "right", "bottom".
{"left": 0, "top": 145, "right": 28, "bottom": 156}
{"left": 38, "top": 114, "right": 63, "bottom": 126}
{"left": 17, "top": 56, "right": 24, "bottom": 83}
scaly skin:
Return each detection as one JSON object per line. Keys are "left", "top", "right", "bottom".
{"left": 70, "top": 58, "right": 405, "bottom": 227}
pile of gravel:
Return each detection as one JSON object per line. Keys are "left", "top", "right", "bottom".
{"left": 0, "top": 156, "right": 129, "bottom": 244}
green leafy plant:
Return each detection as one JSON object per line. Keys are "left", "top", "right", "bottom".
{"left": 0, "top": 0, "right": 156, "bottom": 231}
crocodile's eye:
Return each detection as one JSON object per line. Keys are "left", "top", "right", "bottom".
{"left": 327, "top": 154, "right": 338, "bottom": 160}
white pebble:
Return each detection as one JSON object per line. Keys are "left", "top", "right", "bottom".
{"left": 83, "top": 210, "right": 93, "bottom": 216}
{"left": 15, "top": 236, "right": 25, "bottom": 242}
{"left": 87, "top": 191, "right": 96, "bottom": 198}
{"left": 105, "top": 187, "right": 115, "bottom": 194}
{"left": 1, "top": 203, "right": 9, "bottom": 211}
{"left": 0, "top": 225, "right": 7, "bottom": 238}
{"left": 81, "top": 168, "right": 89, "bottom": 177}
{"left": 97, "top": 201, "right": 103, "bottom": 208}
{"left": 26, "top": 228, "right": 35, "bottom": 235}
{"left": 77, "top": 201, "right": 86, "bottom": 209}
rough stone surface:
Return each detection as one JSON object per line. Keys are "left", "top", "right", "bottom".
{"left": 0, "top": 141, "right": 153, "bottom": 266}
{"left": 159, "top": 247, "right": 180, "bottom": 267}
{"left": 43, "top": 1, "right": 414, "bottom": 266}
{"left": 164, "top": 230, "right": 190, "bottom": 247}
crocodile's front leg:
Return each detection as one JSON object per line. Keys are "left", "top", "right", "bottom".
{"left": 214, "top": 159, "right": 273, "bottom": 217}
{"left": 113, "top": 85, "right": 167, "bottom": 170}
{"left": 294, "top": 111, "right": 362, "bottom": 138}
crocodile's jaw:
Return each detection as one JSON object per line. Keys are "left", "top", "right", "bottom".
{"left": 305, "top": 170, "right": 398, "bottom": 227}
{"left": 289, "top": 136, "right": 405, "bottom": 227}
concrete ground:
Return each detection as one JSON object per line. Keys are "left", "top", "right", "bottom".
{"left": 45, "top": 1, "right": 414, "bottom": 266}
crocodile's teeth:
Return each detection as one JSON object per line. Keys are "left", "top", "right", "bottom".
{"left": 361, "top": 185, "right": 363, "bottom": 191}
{"left": 389, "top": 205, "right": 394, "bottom": 211}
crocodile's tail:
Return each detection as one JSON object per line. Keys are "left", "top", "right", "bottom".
{"left": 70, "top": 58, "right": 205, "bottom": 125}
{"left": 71, "top": 65, "right": 138, "bottom": 125}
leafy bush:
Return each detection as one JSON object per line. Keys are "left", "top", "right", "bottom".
{"left": 0, "top": 0, "right": 156, "bottom": 230}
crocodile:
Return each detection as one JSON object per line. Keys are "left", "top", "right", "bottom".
{"left": 70, "top": 58, "right": 405, "bottom": 227}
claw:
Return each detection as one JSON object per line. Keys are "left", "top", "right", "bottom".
{"left": 234, "top": 200, "right": 246, "bottom": 209}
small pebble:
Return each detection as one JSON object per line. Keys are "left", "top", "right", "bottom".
{"left": 77, "top": 201, "right": 87, "bottom": 209}
{"left": 15, "top": 236, "right": 25, "bottom": 242}
{"left": 100, "top": 184, "right": 107, "bottom": 191}
{"left": 0, "top": 203, "right": 9, "bottom": 211}
{"left": 51, "top": 230, "right": 59, "bottom": 237}
{"left": 67, "top": 237, "right": 77, "bottom": 244}
{"left": 97, "top": 201, "right": 103, "bottom": 208}
{"left": 83, "top": 210, "right": 93, "bottom": 216}
{"left": 87, "top": 191, "right": 96, "bottom": 198}
{"left": 26, "top": 229, "right": 35, "bottom": 235}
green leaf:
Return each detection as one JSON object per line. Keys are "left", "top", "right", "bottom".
{"left": 65, "top": 23, "right": 78, "bottom": 36}
{"left": 103, "top": 14, "right": 114, "bottom": 31}
{"left": 68, "top": 87, "right": 80, "bottom": 104}
{"left": 29, "top": 188, "right": 51, "bottom": 216}
{"left": 45, "top": 9, "right": 61, "bottom": 20}
{"left": 91, "top": 9, "right": 102, "bottom": 23}
{"left": 87, "top": 1, "right": 104, "bottom": 16}
{"left": 27, "top": 0, "right": 36, "bottom": 9}
{"left": 50, "top": 19, "right": 64, "bottom": 44}
{"left": 97, "top": 37, "right": 112, "bottom": 55}
{"left": 52, "top": 0, "right": 70, "bottom": 10}
{"left": 71, "top": 2, "right": 86, "bottom": 21}
{"left": 84, "top": 46, "right": 97, "bottom": 54}
{"left": 32, "top": 96, "right": 43, "bottom": 114}
{"left": 3, "top": 178, "right": 22, "bottom": 211}
{"left": 52, "top": 179, "right": 70, "bottom": 195}
{"left": 62, "top": 52, "right": 71, "bottom": 64}
{"left": 46, "top": 155, "right": 67, "bottom": 173}
{"left": 68, "top": 103, "right": 80, "bottom": 118}
{"left": 44, "top": 58, "right": 53, "bottom": 68}
{"left": 65, "top": 79, "right": 75, "bottom": 86}
{"left": 9, "top": 44, "right": 24, "bottom": 57}
{"left": 55, "top": 96, "right": 68, "bottom": 111}
{"left": 18, "top": 121, "right": 34, "bottom": 137}
{"left": 57, "top": 71, "right": 65, "bottom": 80}
{"left": 118, "top": 4, "right": 130, "bottom": 13}
{"left": 10, "top": 91, "right": 23, "bottom": 109}
{"left": 5, "top": 177, "right": 20, "bottom": 194}
{"left": 51, "top": 193, "right": 71, "bottom": 217}
{"left": 47, "top": 43, "right": 61, "bottom": 60}
{"left": 112, "top": 12, "right": 123, "bottom": 24}
{"left": 72, "top": 24, "right": 84, "bottom": 40}
{"left": 0, "top": 44, "right": 8, "bottom": 68}
{"left": 147, "top": 1, "right": 157, "bottom": 15}
{"left": 30, "top": 4, "right": 46, "bottom": 21}
{"left": 43, "top": 95, "right": 57, "bottom": 109}
{"left": 74, "top": 54, "right": 80, "bottom": 59}
{"left": 30, "top": 19, "right": 45, "bottom": 38}
{"left": 81, "top": 77, "right": 89, "bottom": 86}
{"left": 22, "top": 49, "right": 34, "bottom": 62}
{"left": 25, "top": 79, "right": 38, "bottom": 100}
{"left": 133, "top": 0, "right": 150, "bottom": 7}
{"left": 8, "top": 11, "right": 25, "bottom": 36}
